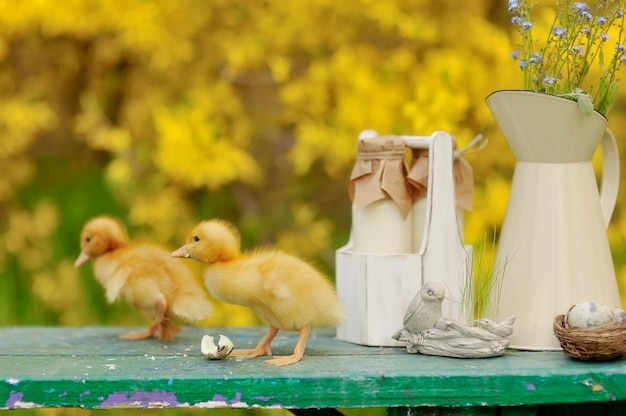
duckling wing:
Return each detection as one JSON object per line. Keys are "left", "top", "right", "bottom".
{"left": 171, "top": 291, "right": 213, "bottom": 322}
{"left": 129, "top": 244, "right": 213, "bottom": 321}
{"left": 104, "top": 266, "right": 131, "bottom": 303}
{"left": 253, "top": 250, "right": 344, "bottom": 330}
{"left": 160, "top": 252, "right": 213, "bottom": 321}
{"left": 92, "top": 250, "right": 131, "bottom": 302}
{"left": 169, "top": 269, "right": 213, "bottom": 322}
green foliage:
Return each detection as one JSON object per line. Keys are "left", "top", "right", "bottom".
{"left": 461, "top": 232, "right": 509, "bottom": 322}
{"left": 557, "top": 88, "right": 594, "bottom": 115}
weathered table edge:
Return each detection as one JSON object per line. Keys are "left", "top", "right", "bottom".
{"left": 2, "top": 326, "right": 626, "bottom": 411}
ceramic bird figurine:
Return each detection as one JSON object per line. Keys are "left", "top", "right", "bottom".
{"left": 74, "top": 216, "right": 213, "bottom": 341}
{"left": 171, "top": 219, "right": 346, "bottom": 366}
{"left": 392, "top": 280, "right": 446, "bottom": 342}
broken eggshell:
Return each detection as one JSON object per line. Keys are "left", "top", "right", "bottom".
{"left": 200, "top": 334, "right": 234, "bottom": 360}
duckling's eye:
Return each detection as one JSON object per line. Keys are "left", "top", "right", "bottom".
{"left": 427, "top": 289, "right": 434, "bottom": 296}
{"left": 193, "top": 235, "right": 200, "bottom": 242}
{"left": 85, "top": 237, "right": 91, "bottom": 243}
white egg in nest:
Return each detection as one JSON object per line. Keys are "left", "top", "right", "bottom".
{"left": 613, "top": 308, "right": 626, "bottom": 324}
{"left": 566, "top": 302, "right": 614, "bottom": 328}
{"left": 201, "top": 334, "right": 235, "bottom": 360}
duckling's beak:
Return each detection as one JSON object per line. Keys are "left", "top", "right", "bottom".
{"left": 171, "top": 246, "right": 190, "bottom": 258}
{"left": 74, "top": 251, "right": 91, "bottom": 268}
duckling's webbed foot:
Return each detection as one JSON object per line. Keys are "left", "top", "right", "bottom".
{"left": 231, "top": 347, "right": 272, "bottom": 358}
{"left": 264, "top": 354, "right": 302, "bottom": 366}
{"left": 119, "top": 298, "right": 179, "bottom": 341}
{"left": 119, "top": 327, "right": 157, "bottom": 340}
{"left": 158, "top": 318, "right": 181, "bottom": 341}
{"left": 119, "top": 318, "right": 161, "bottom": 340}
{"left": 231, "top": 326, "right": 278, "bottom": 358}
{"left": 264, "top": 324, "right": 310, "bottom": 367}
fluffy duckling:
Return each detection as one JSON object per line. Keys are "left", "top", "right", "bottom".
{"left": 172, "top": 219, "right": 345, "bottom": 366}
{"left": 74, "top": 216, "right": 213, "bottom": 341}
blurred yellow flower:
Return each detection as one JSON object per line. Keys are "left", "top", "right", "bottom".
{"left": 0, "top": 156, "right": 34, "bottom": 202}
{"left": 153, "top": 103, "right": 263, "bottom": 190}
{"left": 4, "top": 202, "right": 58, "bottom": 272}
{"left": 3, "top": 0, "right": 626, "bottom": 326}
{"left": 128, "top": 187, "right": 194, "bottom": 244}
{"left": 277, "top": 203, "right": 334, "bottom": 258}
{"left": 464, "top": 176, "right": 511, "bottom": 246}
{"left": 105, "top": 157, "right": 133, "bottom": 187}
{"left": 87, "top": 127, "right": 132, "bottom": 153}
{"left": 32, "top": 261, "right": 83, "bottom": 325}
{"left": 0, "top": 99, "right": 55, "bottom": 158}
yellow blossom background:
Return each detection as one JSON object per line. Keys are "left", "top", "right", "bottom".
{"left": 2, "top": 0, "right": 626, "bottom": 414}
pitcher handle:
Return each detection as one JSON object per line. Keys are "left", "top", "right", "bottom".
{"left": 600, "top": 128, "right": 620, "bottom": 228}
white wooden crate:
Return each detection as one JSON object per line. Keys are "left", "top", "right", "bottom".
{"left": 336, "top": 131, "right": 470, "bottom": 346}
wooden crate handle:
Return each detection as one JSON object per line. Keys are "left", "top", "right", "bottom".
{"left": 419, "top": 131, "right": 468, "bottom": 320}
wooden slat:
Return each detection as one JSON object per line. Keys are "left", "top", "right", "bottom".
{"left": 1, "top": 327, "right": 626, "bottom": 410}
{"left": 420, "top": 131, "right": 468, "bottom": 320}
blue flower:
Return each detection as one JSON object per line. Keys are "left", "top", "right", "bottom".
{"left": 511, "top": 16, "right": 532, "bottom": 30}
{"left": 543, "top": 76, "right": 557, "bottom": 86}
{"left": 571, "top": 2, "right": 590, "bottom": 14}
{"left": 571, "top": 46, "right": 584, "bottom": 55}
{"left": 528, "top": 52, "right": 543, "bottom": 64}
{"left": 508, "top": 0, "right": 625, "bottom": 116}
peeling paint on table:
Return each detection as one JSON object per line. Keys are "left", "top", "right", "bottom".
{"left": 1, "top": 326, "right": 626, "bottom": 412}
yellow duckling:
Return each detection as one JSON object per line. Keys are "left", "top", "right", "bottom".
{"left": 172, "top": 219, "right": 345, "bottom": 366}
{"left": 75, "top": 216, "right": 213, "bottom": 340}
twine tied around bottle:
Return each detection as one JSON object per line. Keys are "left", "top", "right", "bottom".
{"left": 348, "top": 135, "right": 413, "bottom": 219}
{"left": 406, "top": 134, "right": 487, "bottom": 211}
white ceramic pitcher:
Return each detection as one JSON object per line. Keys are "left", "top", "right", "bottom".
{"left": 486, "top": 90, "right": 621, "bottom": 350}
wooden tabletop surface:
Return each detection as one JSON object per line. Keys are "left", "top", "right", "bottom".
{"left": 1, "top": 326, "right": 626, "bottom": 411}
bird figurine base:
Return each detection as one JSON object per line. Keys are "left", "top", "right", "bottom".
{"left": 396, "top": 316, "right": 516, "bottom": 358}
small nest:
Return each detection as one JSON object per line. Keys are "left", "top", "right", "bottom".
{"left": 553, "top": 314, "right": 626, "bottom": 361}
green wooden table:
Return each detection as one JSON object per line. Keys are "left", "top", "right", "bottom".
{"left": 1, "top": 326, "right": 626, "bottom": 415}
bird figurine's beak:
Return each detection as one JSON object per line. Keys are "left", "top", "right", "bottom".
{"left": 171, "top": 246, "right": 190, "bottom": 258}
{"left": 74, "top": 251, "right": 91, "bottom": 268}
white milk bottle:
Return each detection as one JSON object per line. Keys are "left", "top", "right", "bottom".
{"left": 348, "top": 133, "right": 412, "bottom": 254}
